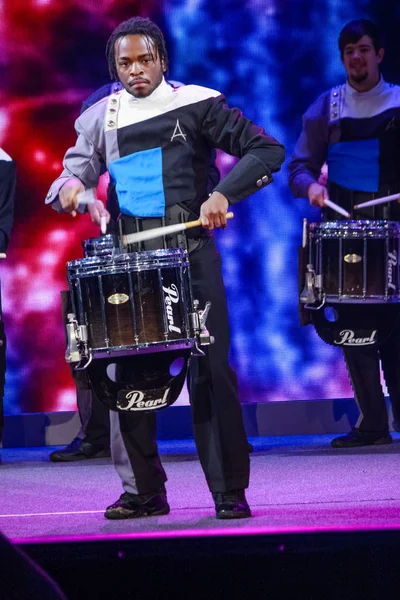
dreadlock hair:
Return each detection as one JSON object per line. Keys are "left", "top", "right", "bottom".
{"left": 338, "top": 19, "right": 384, "bottom": 58}
{"left": 106, "top": 17, "right": 169, "bottom": 81}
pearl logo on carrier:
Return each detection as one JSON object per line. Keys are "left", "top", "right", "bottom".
{"left": 117, "top": 388, "right": 170, "bottom": 411}
{"left": 387, "top": 250, "right": 397, "bottom": 291}
{"left": 162, "top": 283, "right": 181, "bottom": 334}
{"left": 334, "top": 329, "right": 377, "bottom": 346}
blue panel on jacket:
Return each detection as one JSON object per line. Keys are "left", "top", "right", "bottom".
{"left": 109, "top": 147, "right": 166, "bottom": 217}
{"left": 327, "top": 138, "right": 379, "bottom": 192}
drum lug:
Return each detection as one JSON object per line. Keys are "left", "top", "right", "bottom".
{"left": 190, "top": 300, "right": 215, "bottom": 350}
{"left": 65, "top": 313, "right": 91, "bottom": 363}
{"left": 300, "top": 265, "right": 326, "bottom": 310}
{"left": 300, "top": 264, "right": 322, "bottom": 305}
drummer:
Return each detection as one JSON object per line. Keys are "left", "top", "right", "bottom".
{"left": 45, "top": 16, "right": 285, "bottom": 520}
{"left": 289, "top": 19, "right": 400, "bottom": 447}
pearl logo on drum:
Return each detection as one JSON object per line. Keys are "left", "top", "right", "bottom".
{"left": 334, "top": 329, "right": 377, "bottom": 346}
{"left": 387, "top": 250, "right": 397, "bottom": 291}
{"left": 107, "top": 293, "right": 130, "bottom": 305}
{"left": 162, "top": 283, "right": 182, "bottom": 334}
{"left": 117, "top": 388, "right": 170, "bottom": 411}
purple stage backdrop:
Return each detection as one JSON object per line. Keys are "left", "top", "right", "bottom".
{"left": 0, "top": 0, "right": 398, "bottom": 414}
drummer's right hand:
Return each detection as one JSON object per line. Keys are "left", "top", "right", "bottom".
{"left": 308, "top": 182, "right": 329, "bottom": 207}
{"left": 59, "top": 178, "right": 85, "bottom": 214}
{"left": 87, "top": 199, "right": 111, "bottom": 228}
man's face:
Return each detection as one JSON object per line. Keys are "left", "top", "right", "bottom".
{"left": 115, "top": 34, "right": 165, "bottom": 98}
{"left": 341, "top": 35, "right": 384, "bottom": 89}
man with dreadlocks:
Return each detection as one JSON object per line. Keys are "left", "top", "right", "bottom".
{"left": 45, "top": 16, "right": 284, "bottom": 519}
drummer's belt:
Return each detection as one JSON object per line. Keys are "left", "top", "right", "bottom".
{"left": 118, "top": 203, "right": 205, "bottom": 253}
{"left": 327, "top": 183, "right": 400, "bottom": 221}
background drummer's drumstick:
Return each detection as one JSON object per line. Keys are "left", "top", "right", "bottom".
{"left": 123, "top": 212, "right": 234, "bottom": 247}
{"left": 100, "top": 215, "right": 107, "bottom": 235}
{"left": 324, "top": 199, "right": 351, "bottom": 218}
{"left": 354, "top": 193, "right": 400, "bottom": 210}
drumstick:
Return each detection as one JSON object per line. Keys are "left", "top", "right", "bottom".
{"left": 76, "top": 189, "right": 96, "bottom": 205}
{"left": 71, "top": 188, "right": 96, "bottom": 217}
{"left": 354, "top": 193, "right": 400, "bottom": 210}
{"left": 302, "top": 218, "right": 307, "bottom": 248}
{"left": 324, "top": 199, "right": 351, "bottom": 218}
{"left": 0, "top": 253, "right": 6, "bottom": 259}
{"left": 122, "top": 212, "right": 234, "bottom": 247}
{"left": 100, "top": 215, "right": 107, "bottom": 235}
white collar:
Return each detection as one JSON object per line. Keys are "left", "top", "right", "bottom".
{"left": 123, "top": 77, "right": 174, "bottom": 105}
{"left": 345, "top": 76, "right": 385, "bottom": 98}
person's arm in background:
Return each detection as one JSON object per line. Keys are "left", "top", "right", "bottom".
{"left": 0, "top": 148, "right": 16, "bottom": 253}
{"left": 288, "top": 93, "right": 330, "bottom": 207}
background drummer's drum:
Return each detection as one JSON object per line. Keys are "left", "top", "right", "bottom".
{"left": 308, "top": 220, "right": 400, "bottom": 303}
{"left": 67, "top": 248, "right": 194, "bottom": 358}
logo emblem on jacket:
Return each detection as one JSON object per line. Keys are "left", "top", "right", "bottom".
{"left": 171, "top": 119, "right": 187, "bottom": 142}
{"left": 386, "top": 116, "right": 396, "bottom": 131}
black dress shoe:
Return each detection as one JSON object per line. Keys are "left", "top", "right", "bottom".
{"left": 213, "top": 490, "right": 251, "bottom": 519}
{"left": 331, "top": 430, "right": 392, "bottom": 448}
{"left": 49, "top": 437, "right": 111, "bottom": 462}
{"left": 104, "top": 488, "right": 170, "bottom": 520}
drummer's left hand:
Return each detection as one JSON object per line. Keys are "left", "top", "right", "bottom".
{"left": 200, "top": 192, "right": 229, "bottom": 229}
{"left": 87, "top": 199, "right": 111, "bottom": 228}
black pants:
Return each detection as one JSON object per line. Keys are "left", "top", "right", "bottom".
{"left": 111, "top": 235, "right": 250, "bottom": 494}
{"left": 75, "top": 388, "right": 110, "bottom": 447}
{"left": 61, "top": 291, "right": 110, "bottom": 447}
{"left": 343, "top": 323, "right": 400, "bottom": 435}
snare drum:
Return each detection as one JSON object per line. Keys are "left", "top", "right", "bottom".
{"left": 67, "top": 248, "right": 194, "bottom": 358}
{"left": 81, "top": 234, "right": 119, "bottom": 257}
{"left": 308, "top": 220, "right": 400, "bottom": 303}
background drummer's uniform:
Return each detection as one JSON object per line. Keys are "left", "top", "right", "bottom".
{"left": 0, "top": 149, "right": 15, "bottom": 447}
{"left": 45, "top": 80, "right": 284, "bottom": 497}
{"left": 289, "top": 77, "right": 400, "bottom": 443}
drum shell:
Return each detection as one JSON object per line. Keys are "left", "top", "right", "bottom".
{"left": 308, "top": 220, "right": 400, "bottom": 303}
{"left": 67, "top": 248, "right": 194, "bottom": 357}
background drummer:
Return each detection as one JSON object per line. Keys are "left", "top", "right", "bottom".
{"left": 44, "top": 16, "right": 285, "bottom": 520}
{"left": 289, "top": 19, "right": 400, "bottom": 448}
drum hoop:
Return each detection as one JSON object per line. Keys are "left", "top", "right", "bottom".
{"left": 67, "top": 248, "right": 189, "bottom": 272}
{"left": 90, "top": 339, "right": 195, "bottom": 358}
{"left": 309, "top": 220, "right": 400, "bottom": 239}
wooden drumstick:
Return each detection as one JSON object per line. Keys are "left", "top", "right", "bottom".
{"left": 324, "top": 199, "right": 351, "bottom": 218}
{"left": 122, "top": 212, "right": 234, "bottom": 247}
{"left": 76, "top": 189, "right": 96, "bottom": 205}
{"left": 354, "top": 193, "right": 400, "bottom": 210}
{"left": 302, "top": 218, "right": 307, "bottom": 248}
{"left": 0, "top": 253, "right": 6, "bottom": 259}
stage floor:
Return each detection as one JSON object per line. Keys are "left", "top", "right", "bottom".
{"left": 2, "top": 434, "right": 400, "bottom": 542}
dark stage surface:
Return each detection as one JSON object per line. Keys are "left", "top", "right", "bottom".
{"left": 2, "top": 435, "right": 400, "bottom": 599}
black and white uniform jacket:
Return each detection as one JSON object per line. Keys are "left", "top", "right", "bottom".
{"left": 45, "top": 78, "right": 285, "bottom": 218}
